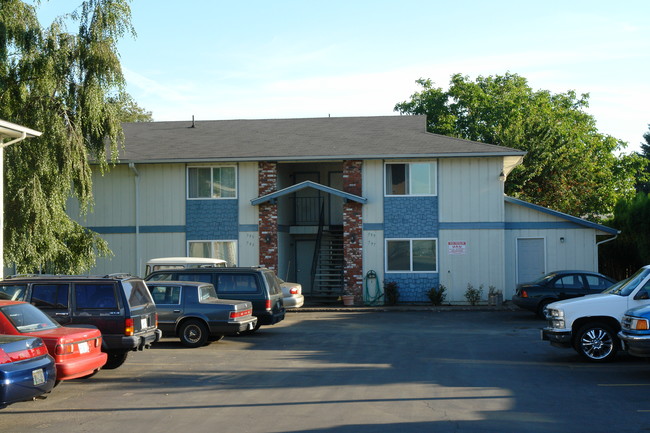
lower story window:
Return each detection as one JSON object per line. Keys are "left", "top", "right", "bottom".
{"left": 386, "top": 238, "right": 437, "bottom": 272}
{"left": 188, "top": 240, "right": 238, "bottom": 266}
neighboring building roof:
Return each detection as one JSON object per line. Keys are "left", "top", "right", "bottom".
{"left": 505, "top": 196, "right": 619, "bottom": 235}
{"left": 118, "top": 115, "right": 525, "bottom": 163}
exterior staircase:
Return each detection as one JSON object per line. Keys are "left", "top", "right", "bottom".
{"left": 311, "top": 226, "right": 344, "bottom": 297}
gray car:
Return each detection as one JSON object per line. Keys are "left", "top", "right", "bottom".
{"left": 146, "top": 281, "right": 257, "bottom": 347}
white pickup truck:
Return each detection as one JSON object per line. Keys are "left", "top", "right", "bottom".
{"left": 541, "top": 265, "right": 650, "bottom": 362}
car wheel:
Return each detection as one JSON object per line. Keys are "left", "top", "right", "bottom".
{"left": 536, "top": 299, "right": 553, "bottom": 318}
{"left": 574, "top": 323, "right": 618, "bottom": 362}
{"left": 179, "top": 320, "right": 209, "bottom": 348}
{"left": 104, "top": 351, "right": 129, "bottom": 369}
{"left": 208, "top": 335, "right": 224, "bottom": 342}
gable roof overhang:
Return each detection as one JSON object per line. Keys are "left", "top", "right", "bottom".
{"left": 505, "top": 196, "right": 619, "bottom": 235}
{"left": 251, "top": 181, "right": 367, "bottom": 206}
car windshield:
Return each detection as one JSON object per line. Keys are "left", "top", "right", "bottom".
{"left": 606, "top": 267, "right": 650, "bottom": 296}
{"left": 1, "top": 303, "right": 59, "bottom": 332}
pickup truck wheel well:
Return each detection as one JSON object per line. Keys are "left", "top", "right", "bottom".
{"left": 571, "top": 316, "right": 621, "bottom": 335}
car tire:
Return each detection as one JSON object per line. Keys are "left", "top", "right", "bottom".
{"left": 104, "top": 351, "right": 129, "bottom": 369}
{"left": 574, "top": 322, "right": 619, "bottom": 362}
{"left": 208, "top": 335, "right": 224, "bottom": 342}
{"left": 536, "top": 299, "right": 553, "bottom": 318}
{"left": 179, "top": 319, "right": 209, "bottom": 348}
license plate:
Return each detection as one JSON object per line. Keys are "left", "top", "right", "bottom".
{"left": 141, "top": 318, "right": 147, "bottom": 329}
{"left": 78, "top": 341, "right": 90, "bottom": 354}
{"left": 32, "top": 368, "right": 45, "bottom": 386}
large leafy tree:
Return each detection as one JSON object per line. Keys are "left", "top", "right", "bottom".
{"left": 395, "top": 73, "right": 646, "bottom": 220}
{"left": 0, "top": 0, "right": 137, "bottom": 273}
{"left": 635, "top": 125, "right": 650, "bottom": 193}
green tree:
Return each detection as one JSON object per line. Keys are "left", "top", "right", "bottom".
{"left": 600, "top": 193, "right": 650, "bottom": 279}
{"left": 635, "top": 125, "right": 650, "bottom": 193}
{"left": 109, "top": 91, "right": 153, "bottom": 122}
{"left": 0, "top": 0, "right": 138, "bottom": 273}
{"left": 395, "top": 73, "right": 647, "bottom": 220}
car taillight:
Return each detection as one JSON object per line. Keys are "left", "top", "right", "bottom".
{"left": 155, "top": 313, "right": 159, "bottom": 328}
{"left": 265, "top": 300, "right": 271, "bottom": 310}
{"left": 0, "top": 341, "right": 49, "bottom": 363}
{"left": 125, "top": 318, "right": 134, "bottom": 336}
{"left": 230, "top": 309, "right": 252, "bottom": 319}
{"left": 520, "top": 290, "right": 528, "bottom": 298}
{"left": 290, "top": 288, "right": 299, "bottom": 295}
{"left": 0, "top": 348, "right": 12, "bottom": 364}
{"left": 55, "top": 343, "right": 75, "bottom": 356}
{"left": 94, "top": 337, "right": 101, "bottom": 348}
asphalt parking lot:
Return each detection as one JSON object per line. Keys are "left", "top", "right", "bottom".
{"left": 3, "top": 309, "right": 650, "bottom": 433}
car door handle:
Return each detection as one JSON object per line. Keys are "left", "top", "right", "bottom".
{"left": 55, "top": 312, "right": 69, "bottom": 316}
{"left": 173, "top": 310, "right": 181, "bottom": 313}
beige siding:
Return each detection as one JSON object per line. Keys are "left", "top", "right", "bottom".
{"left": 439, "top": 157, "right": 504, "bottom": 222}
{"left": 238, "top": 162, "right": 259, "bottom": 266}
{"left": 362, "top": 160, "right": 383, "bottom": 224}
{"left": 362, "top": 160, "right": 385, "bottom": 297}
{"left": 439, "top": 229, "right": 505, "bottom": 303}
{"left": 138, "top": 164, "right": 185, "bottom": 225}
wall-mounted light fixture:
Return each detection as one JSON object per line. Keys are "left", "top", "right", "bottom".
{"left": 498, "top": 171, "right": 506, "bottom": 182}
{"left": 560, "top": 237, "right": 565, "bottom": 243}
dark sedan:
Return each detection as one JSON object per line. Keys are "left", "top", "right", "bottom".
{"left": 512, "top": 270, "right": 616, "bottom": 317}
{"left": 146, "top": 281, "right": 257, "bottom": 347}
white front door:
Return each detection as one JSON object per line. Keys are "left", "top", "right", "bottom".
{"left": 517, "top": 238, "right": 546, "bottom": 284}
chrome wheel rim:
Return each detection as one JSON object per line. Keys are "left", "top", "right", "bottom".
{"left": 184, "top": 325, "right": 201, "bottom": 343}
{"left": 581, "top": 328, "right": 614, "bottom": 360}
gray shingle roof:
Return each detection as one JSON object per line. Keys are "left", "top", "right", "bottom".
{"left": 118, "top": 115, "right": 525, "bottom": 163}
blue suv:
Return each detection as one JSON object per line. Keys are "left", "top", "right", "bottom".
{"left": 618, "top": 305, "right": 650, "bottom": 357}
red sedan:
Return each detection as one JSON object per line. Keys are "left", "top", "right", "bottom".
{"left": 0, "top": 301, "right": 107, "bottom": 382}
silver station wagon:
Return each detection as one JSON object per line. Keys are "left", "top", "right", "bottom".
{"left": 146, "top": 281, "right": 257, "bottom": 347}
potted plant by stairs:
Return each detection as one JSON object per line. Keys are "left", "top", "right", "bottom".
{"left": 341, "top": 291, "right": 355, "bottom": 306}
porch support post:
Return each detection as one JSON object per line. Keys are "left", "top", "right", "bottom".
{"left": 258, "top": 161, "right": 278, "bottom": 271}
{"left": 343, "top": 160, "right": 363, "bottom": 303}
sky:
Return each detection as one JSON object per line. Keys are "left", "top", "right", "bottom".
{"left": 36, "top": 0, "right": 650, "bottom": 153}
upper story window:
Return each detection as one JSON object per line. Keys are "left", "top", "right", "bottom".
{"left": 188, "top": 166, "right": 237, "bottom": 199}
{"left": 385, "top": 161, "right": 437, "bottom": 196}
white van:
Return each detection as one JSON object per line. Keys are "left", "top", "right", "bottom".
{"left": 145, "top": 257, "right": 228, "bottom": 276}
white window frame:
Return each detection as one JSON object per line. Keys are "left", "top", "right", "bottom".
{"left": 384, "top": 161, "right": 437, "bottom": 197}
{"left": 385, "top": 238, "right": 438, "bottom": 273}
{"left": 187, "top": 240, "right": 238, "bottom": 266}
{"left": 187, "top": 165, "right": 238, "bottom": 199}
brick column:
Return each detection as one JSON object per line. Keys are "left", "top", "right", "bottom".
{"left": 258, "top": 161, "right": 278, "bottom": 271}
{"left": 343, "top": 160, "right": 363, "bottom": 303}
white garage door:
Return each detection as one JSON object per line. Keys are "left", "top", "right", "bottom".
{"left": 517, "top": 238, "right": 546, "bottom": 284}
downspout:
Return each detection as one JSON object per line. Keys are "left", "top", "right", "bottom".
{"left": 595, "top": 232, "right": 619, "bottom": 271}
{"left": 129, "top": 163, "right": 141, "bottom": 275}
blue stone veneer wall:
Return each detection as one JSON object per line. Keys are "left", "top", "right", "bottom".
{"left": 384, "top": 196, "right": 439, "bottom": 303}
{"left": 186, "top": 199, "right": 239, "bottom": 240}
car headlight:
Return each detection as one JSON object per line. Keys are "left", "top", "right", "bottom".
{"left": 629, "top": 317, "right": 649, "bottom": 331}
{"left": 546, "top": 308, "right": 564, "bottom": 319}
